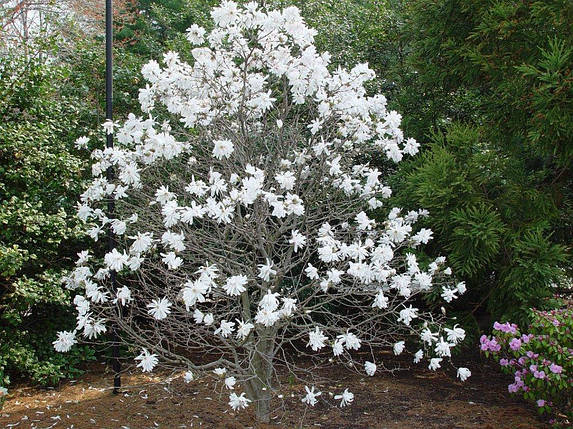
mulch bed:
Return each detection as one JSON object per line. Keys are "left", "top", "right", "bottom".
{"left": 0, "top": 351, "right": 546, "bottom": 428}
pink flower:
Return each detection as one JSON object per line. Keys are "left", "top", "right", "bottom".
{"left": 533, "top": 370, "right": 546, "bottom": 379}
{"left": 549, "top": 363, "right": 562, "bottom": 374}
{"left": 509, "top": 338, "right": 521, "bottom": 351}
{"left": 537, "top": 399, "right": 545, "bottom": 407}
{"left": 499, "top": 358, "right": 509, "bottom": 366}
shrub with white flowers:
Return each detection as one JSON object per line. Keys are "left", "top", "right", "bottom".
{"left": 55, "top": 1, "right": 469, "bottom": 422}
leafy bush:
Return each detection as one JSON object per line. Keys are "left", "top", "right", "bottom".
{"left": 391, "top": 124, "right": 567, "bottom": 326}
{"left": 480, "top": 307, "right": 572, "bottom": 423}
{"left": 0, "top": 53, "right": 94, "bottom": 387}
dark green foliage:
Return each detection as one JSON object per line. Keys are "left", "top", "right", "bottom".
{"left": 0, "top": 54, "right": 96, "bottom": 386}
{"left": 388, "top": 0, "right": 572, "bottom": 326}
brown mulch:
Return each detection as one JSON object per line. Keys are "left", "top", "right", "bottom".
{"left": 0, "top": 353, "right": 546, "bottom": 429}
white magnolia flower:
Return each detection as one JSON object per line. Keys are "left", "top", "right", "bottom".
{"left": 457, "top": 367, "right": 471, "bottom": 382}
{"left": 434, "top": 337, "right": 452, "bottom": 357}
{"left": 147, "top": 297, "right": 172, "bottom": 320}
{"left": 203, "top": 313, "right": 214, "bottom": 326}
{"left": 235, "top": 319, "right": 254, "bottom": 340}
{"left": 161, "top": 252, "right": 183, "bottom": 270}
{"left": 135, "top": 348, "right": 158, "bottom": 372}
{"left": 332, "top": 339, "right": 344, "bottom": 356}
{"left": 130, "top": 232, "right": 154, "bottom": 254}
{"left": 104, "top": 248, "right": 129, "bottom": 271}
{"left": 76, "top": 250, "right": 91, "bottom": 265}
{"left": 228, "top": 392, "right": 251, "bottom": 411}
{"left": 53, "top": 331, "right": 77, "bottom": 352}
{"left": 428, "top": 358, "right": 442, "bottom": 371}
{"left": 338, "top": 331, "right": 361, "bottom": 350}
{"left": 421, "top": 328, "right": 438, "bottom": 345}
{"left": 365, "top": 361, "right": 377, "bottom": 376}
{"left": 186, "top": 24, "right": 206, "bottom": 44}
{"left": 372, "top": 290, "right": 389, "bottom": 309}
{"left": 215, "top": 320, "right": 235, "bottom": 338}
{"left": 355, "top": 211, "right": 375, "bottom": 230}
{"left": 223, "top": 275, "right": 248, "bottom": 296}
{"left": 398, "top": 305, "right": 419, "bottom": 326}
{"left": 393, "top": 341, "right": 405, "bottom": 355}
{"left": 441, "top": 287, "right": 457, "bottom": 303}
{"left": 75, "top": 136, "right": 90, "bottom": 149}
{"left": 445, "top": 325, "right": 466, "bottom": 345}
{"left": 289, "top": 230, "right": 307, "bottom": 253}
{"left": 334, "top": 389, "right": 354, "bottom": 407}
{"left": 224, "top": 376, "right": 236, "bottom": 389}
{"left": 212, "top": 139, "right": 234, "bottom": 159}
{"left": 257, "top": 260, "right": 276, "bottom": 282}
{"left": 213, "top": 367, "right": 227, "bottom": 376}
{"left": 184, "top": 371, "right": 194, "bottom": 383}
{"left": 259, "top": 290, "right": 280, "bottom": 312}
{"left": 254, "top": 309, "right": 279, "bottom": 327}
{"left": 413, "top": 349, "right": 424, "bottom": 364}
{"left": 301, "top": 386, "right": 321, "bottom": 406}
{"left": 275, "top": 171, "right": 296, "bottom": 190}
{"left": 307, "top": 327, "right": 328, "bottom": 351}
{"left": 114, "top": 286, "right": 133, "bottom": 305}
{"left": 305, "top": 263, "right": 319, "bottom": 280}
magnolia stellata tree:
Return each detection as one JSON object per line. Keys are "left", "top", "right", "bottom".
{"left": 55, "top": 1, "right": 470, "bottom": 422}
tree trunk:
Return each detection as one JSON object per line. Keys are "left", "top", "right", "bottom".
{"left": 247, "top": 329, "right": 275, "bottom": 423}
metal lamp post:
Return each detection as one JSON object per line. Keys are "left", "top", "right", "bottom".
{"left": 106, "top": 0, "right": 122, "bottom": 394}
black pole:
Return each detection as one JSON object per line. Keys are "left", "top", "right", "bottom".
{"left": 106, "top": 0, "right": 121, "bottom": 394}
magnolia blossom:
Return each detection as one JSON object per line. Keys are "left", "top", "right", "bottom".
{"left": 289, "top": 230, "right": 307, "bottom": 252}
{"left": 457, "top": 367, "right": 471, "bottom": 382}
{"left": 334, "top": 389, "right": 354, "bottom": 407}
{"left": 229, "top": 392, "right": 251, "bottom": 410}
{"left": 434, "top": 337, "right": 452, "bottom": 357}
{"left": 214, "top": 320, "right": 235, "bottom": 338}
{"left": 223, "top": 275, "right": 248, "bottom": 296}
{"left": 184, "top": 371, "right": 194, "bottom": 383}
{"left": 445, "top": 325, "right": 466, "bottom": 344}
{"left": 147, "top": 297, "right": 172, "bottom": 320}
{"left": 257, "top": 260, "right": 276, "bottom": 282}
{"left": 428, "top": 358, "right": 442, "bottom": 371}
{"left": 53, "top": 331, "right": 77, "bottom": 352}
{"left": 224, "top": 376, "right": 236, "bottom": 389}
{"left": 212, "top": 139, "right": 234, "bottom": 159}
{"left": 236, "top": 320, "right": 254, "bottom": 340}
{"left": 365, "top": 361, "right": 377, "bottom": 376}
{"left": 393, "top": 341, "right": 405, "bottom": 355}
{"left": 213, "top": 367, "right": 227, "bottom": 376}
{"left": 114, "top": 286, "right": 133, "bottom": 305}
{"left": 302, "top": 386, "right": 322, "bottom": 406}
{"left": 307, "top": 327, "right": 328, "bottom": 351}
{"left": 135, "top": 349, "right": 158, "bottom": 372}
{"left": 75, "top": 136, "right": 90, "bottom": 149}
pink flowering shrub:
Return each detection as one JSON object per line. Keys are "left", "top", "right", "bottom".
{"left": 480, "top": 306, "right": 572, "bottom": 422}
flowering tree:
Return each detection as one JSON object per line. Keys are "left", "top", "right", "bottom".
{"left": 55, "top": 1, "right": 469, "bottom": 422}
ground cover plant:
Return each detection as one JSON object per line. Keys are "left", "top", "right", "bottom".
{"left": 54, "top": 1, "right": 470, "bottom": 422}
